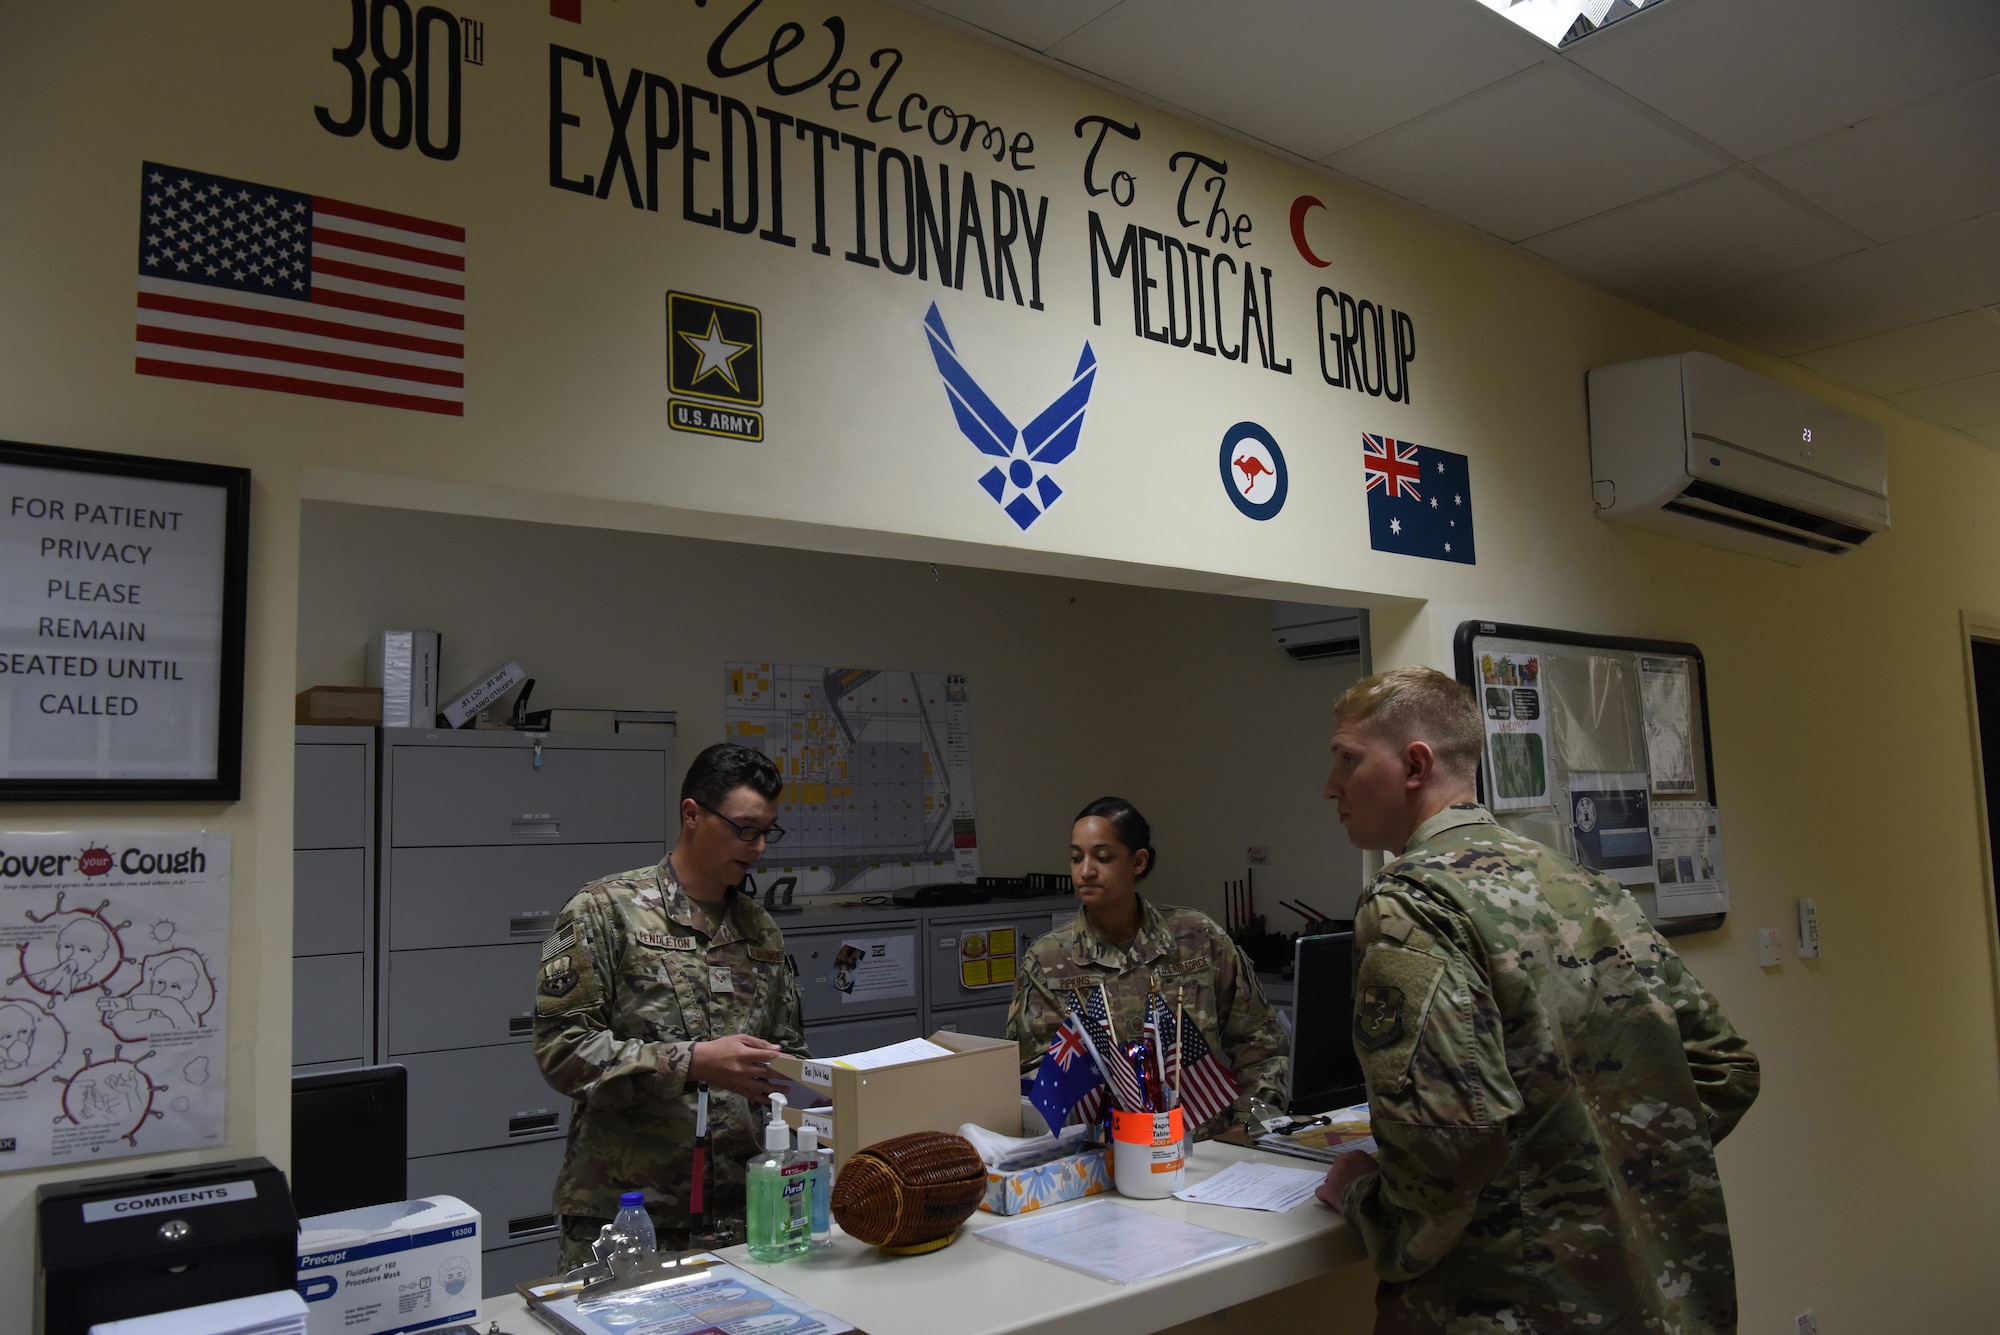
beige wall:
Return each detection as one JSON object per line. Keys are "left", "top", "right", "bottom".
{"left": 3, "top": 1, "right": 1999, "bottom": 1331}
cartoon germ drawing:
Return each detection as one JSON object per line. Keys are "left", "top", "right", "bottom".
{"left": 53, "top": 1045, "right": 166, "bottom": 1147}
{"left": 96, "top": 949, "right": 215, "bottom": 1039}
{"left": 0, "top": 997, "right": 68, "bottom": 1087}
{"left": 12, "top": 895, "right": 132, "bottom": 1004}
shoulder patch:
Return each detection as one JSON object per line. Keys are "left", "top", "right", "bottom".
{"left": 1352, "top": 943, "right": 1445, "bottom": 1093}
{"left": 540, "top": 922, "right": 577, "bottom": 961}
{"left": 539, "top": 953, "right": 579, "bottom": 997}
{"left": 636, "top": 932, "right": 699, "bottom": 951}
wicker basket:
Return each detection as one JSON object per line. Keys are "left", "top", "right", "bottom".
{"left": 830, "top": 1131, "right": 988, "bottom": 1253}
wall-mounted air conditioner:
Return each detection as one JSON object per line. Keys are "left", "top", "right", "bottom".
{"left": 1587, "top": 352, "right": 1888, "bottom": 563}
{"left": 1271, "top": 603, "right": 1364, "bottom": 662}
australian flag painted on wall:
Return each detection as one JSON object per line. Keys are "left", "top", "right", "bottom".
{"left": 1364, "top": 433, "right": 1476, "bottom": 564}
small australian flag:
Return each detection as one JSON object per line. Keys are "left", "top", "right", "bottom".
{"left": 1364, "top": 433, "right": 1476, "bottom": 564}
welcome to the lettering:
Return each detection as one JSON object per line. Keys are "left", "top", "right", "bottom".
{"left": 548, "top": 0, "right": 1049, "bottom": 310}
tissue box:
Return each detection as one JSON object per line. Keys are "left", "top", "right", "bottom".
{"left": 977, "top": 1147, "right": 1110, "bottom": 1215}
{"left": 295, "top": 1196, "right": 479, "bottom": 1335}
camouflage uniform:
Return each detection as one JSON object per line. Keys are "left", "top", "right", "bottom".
{"left": 533, "top": 858, "right": 807, "bottom": 1266}
{"left": 1006, "top": 896, "right": 1288, "bottom": 1135}
{"left": 1341, "top": 805, "right": 1759, "bottom": 1335}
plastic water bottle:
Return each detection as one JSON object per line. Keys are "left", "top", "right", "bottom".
{"left": 594, "top": 1191, "right": 657, "bottom": 1277}
{"left": 746, "top": 1096, "right": 810, "bottom": 1262}
{"left": 796, "top": 1124, "right": 832, "bottom": 1248}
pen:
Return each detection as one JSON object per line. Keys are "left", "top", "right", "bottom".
{"left": 692, "top": 1080, "right": 709, "bottom": 1239}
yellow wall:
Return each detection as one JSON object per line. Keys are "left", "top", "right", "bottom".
{"left": 2, "top": 2, "right": 1997, "bottom": 1330}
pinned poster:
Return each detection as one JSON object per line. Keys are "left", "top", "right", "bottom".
{"left": 1567, "top": 772, "right": 1654, "bottom": 887}
{"left": 0, "top": 830, "right": 229, "bottom": 1169}
{"left": 1639, "top": 657, "right": 1698, "bottom": 796}
{"left": 833, "top": 936, "right": 916, "bottom": 1005}
{"left": 1651, "top": 804, "right": 1728, "bottom": 917}
{"left": 1477, "top": 651, "right": 1550, "bottom": 811}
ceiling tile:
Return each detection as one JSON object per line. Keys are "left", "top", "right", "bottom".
{"left": 1671, "top": 248, "right": 1966, "bottom": 356}
{"left": 1757, "top": 77, "right": 2000, "bottom": 243}
{"left": 1568, "top": 0, "right": 2000, "bottom": 160}
{"left": 1967, "top": 422, "right": 2000, "bottom": 449}
{"left": 1791, "top": 313, "right": 2000, "bottom": 396}
{"left": 1326, "top": 65, "right": 1726, "bottom": 243}
{"left": 1890, "top": 372, "right": 2000, "bottom": 428}
{"left": 1883, "top": 212, "right": 2000, "bottom": 309}
{"left": 1521, "top": 171, "right": 1860, "bottom": 306}
{"left": 890, "top": 0, "right": 1125, "bottom": 52}
{"left": 1046, "top": 0, "right": 1541, "bottom": 161}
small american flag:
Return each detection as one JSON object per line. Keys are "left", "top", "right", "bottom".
{"left": 1071, "top": 985, "right": 1145, "bottom": 1112}
{"left": 1173, "top": 1012, "right": 1241, "bottom": 1128}
{"left": 135, "top": 162, "right": 465, "bottom": 416}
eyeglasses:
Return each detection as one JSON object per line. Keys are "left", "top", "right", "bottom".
{"left": 697, "top": 801, "right": 786, "bottom": 846}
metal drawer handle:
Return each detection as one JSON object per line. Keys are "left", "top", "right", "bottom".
{"left": 508, "top": 1016, "right": 534, "bottom": 1038}
{"left": 510, "top": 913, "right": 555, "bottom": 937}
{"left": 509, "top": 1112, "right": 559, "bottom": 1138}
{"left": 511, "top": 818, "right": 560, "bottom": 840}
{"left": 508, "top": 1213, "right": 559, "bottom": 1241}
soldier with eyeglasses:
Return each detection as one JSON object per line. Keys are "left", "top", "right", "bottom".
{"left": 534, "top": 742, "right": 809, "bottom": 1264}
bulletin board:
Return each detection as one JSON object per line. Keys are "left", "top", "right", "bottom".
{"left": 1453, "top": 621, "right": 1726, "bottom": 936}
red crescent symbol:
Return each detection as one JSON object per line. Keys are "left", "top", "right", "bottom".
{"left": 1290, "top": 196, "right": 1330, "bottom": 268}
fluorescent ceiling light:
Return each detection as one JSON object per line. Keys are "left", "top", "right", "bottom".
{"left": 1472, "top": 0, "right": 1671, "bottom": 47}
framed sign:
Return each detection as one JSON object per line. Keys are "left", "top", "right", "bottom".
{"left": 0, "top": 441, "right": 250, "bottom": 800}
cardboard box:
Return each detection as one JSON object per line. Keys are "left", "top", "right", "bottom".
{"left": 296, "top": 1196, "right": 480, "bottom": 1335}
{"left": 296, "top": 685, "right": 384, "bottom": 725}
{"left": 978, "top": 1146, "right": 1111, "bottom": 1215}
{"left": 772, "top": 1031, "right": 1021, "bottom": 1169}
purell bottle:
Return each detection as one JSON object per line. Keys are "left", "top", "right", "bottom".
{"left": 746, "top": 1095, "right": 810, "bottom": 1261}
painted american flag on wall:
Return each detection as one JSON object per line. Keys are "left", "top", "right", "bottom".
{"left": 134, "top": 162, "right": 464, "bottom": 416}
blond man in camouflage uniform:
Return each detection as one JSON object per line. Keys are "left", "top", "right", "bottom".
{"left": 1008, "top": 797, "right": 1288, "bottom": 1135}
{"left": 535, "top": 743, "right": 808, "bottom": 1266}
{"left": 1317, "top": 666, "right": 1759, "bottom": 1334}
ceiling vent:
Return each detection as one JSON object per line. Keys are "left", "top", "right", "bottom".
{"left": 1271, "top": 604, "right": 1364, "bottom": 662}
{"left": 1587, "top": 352, "right": 1888, "bottom": 564}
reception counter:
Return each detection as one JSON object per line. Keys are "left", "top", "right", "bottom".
{"left": 477, "top": 1138, "right": 1373, "bottom": 1335}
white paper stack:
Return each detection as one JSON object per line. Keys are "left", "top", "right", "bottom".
{"left": 89, "top": 1288, "right": 307, "bottom": 1335}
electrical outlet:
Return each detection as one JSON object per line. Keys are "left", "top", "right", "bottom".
{"left": 1795, "top": 1310, "right": 1817, "bottom": 1335}
{"left": 1756, "top": 927, "right": 1783, "bottom": 968}
{"left": 1797, "top": 897, "right": 1821, "bottom": 958}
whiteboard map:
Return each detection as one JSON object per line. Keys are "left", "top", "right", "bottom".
{"left": 0, "top": 830, "right": 228, "bottom": 1170}
{"left": 726, "top": 664, "right": 977, "bottom": 894}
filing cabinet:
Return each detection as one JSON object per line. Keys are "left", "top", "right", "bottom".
{"left": 293, "top": 727, "right": 375, "bottom": 1073}
{"left": 784, "top": 922, "right": 922, "bottom": 1024}
{"left": 378, "top": 729, "right": 673, "bottom": 1298}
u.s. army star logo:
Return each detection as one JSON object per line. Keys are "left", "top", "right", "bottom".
{"left": 1355, "top": 984, "right": 1406, "bottom": 1050}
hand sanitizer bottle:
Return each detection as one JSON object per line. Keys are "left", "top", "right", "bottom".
{"left": 746, "top": 1095, "right": 810, "bottom": 1261}
{"left": 796, "top": 1124, "right": 832, "bottom": 1248}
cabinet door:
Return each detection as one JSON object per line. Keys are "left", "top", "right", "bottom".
{"left": 387, "top": 944, "right": 540, "bottom": 1055}
{"left": 294, "top": 954, "right": 366, "bottom": 1065}
{"left": 801, "top": 1013, "right": 925, "bottom": 1058}
{"left": 295, "top": 848, "right": 366, "bottom": 956}
{"left": 388, "top": 745, "right": 667, "bottom": 848}
{"left": 407, "top": 1140, "right": 566, "bottom": 1251}
{"left": 402, "top": 1045, "right": 571, "bottom": 1157}
{"left": 296, "top": 742, "right": 369, "bottom": 849}
{"left": 480, "top": 1237, "right": 560, "bottom": 1297}
{"left": 386, "top": 843, "right": 663, "bottom": 950}
{"left": 784, "top": 925, "right": 922, "bottom": 1023}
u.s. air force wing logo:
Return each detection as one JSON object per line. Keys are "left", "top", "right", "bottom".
{"left": 921, "top": 302, "right": 1097, "bottom": 531}
{"left": 1355, "top": 983, "right": 1405, "bottom": 1050}
{"left": 668, "top": 291, "right": 763, "bottom": 442}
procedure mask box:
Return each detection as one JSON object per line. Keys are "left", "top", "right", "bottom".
{"left": 296, "top": 1195, "right": 480, "bottom": 1335}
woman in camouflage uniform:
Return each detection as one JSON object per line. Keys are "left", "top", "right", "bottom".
{"left": 1006, "top": 797, "right": 1288, "bottom": 1137}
